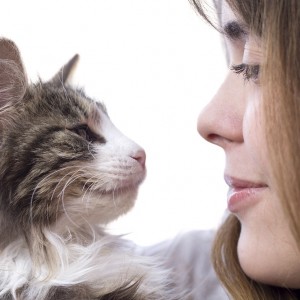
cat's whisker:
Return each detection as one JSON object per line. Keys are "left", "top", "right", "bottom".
{"left": 58, "top": 172, "right": 84, "bottom": 201}
{"left": 29, "top": 166, "right": 82, "bottom": 225}
{"left": 57, "top": 171, "right": 94, "bottom": 227}
{"left": 52, "top": 168, "right": 94, "bottom": 223}
{"left": 58, "top": 170, "right": 100, "bottom": 211}
{"left": 84, "top": 183, "right": 96, "bottom": 211}
{"left": 88, "top": 179, "right": 107, "bottom": 192}
{"left": 34, "top": 166, "right": 83, "bottom": 195}
{"left": 50, "top": 168, "right": 84, "bottom": 198}
{"left": 53, "top": 170, "right": 86, "bottom": 222}
{"left": 81, "top": 184, "right": 92, "bottom": 206}
{"left": 81, "top": 173, "right": 100, "bottom": 192}
{"left": 80, "top": 177, "right": 94, "bottom": 202}
{"left": 82, "top": 178, "right": 110, "bottom": 211}
{"left": 61, "top": 195, "right": 81, "bottom": 230}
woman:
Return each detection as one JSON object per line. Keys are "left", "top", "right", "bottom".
{"left": 194, "top": 0, "right": 300, "bottom": 298}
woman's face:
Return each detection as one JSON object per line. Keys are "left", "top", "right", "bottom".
{"left": 197, "top": 1, "right": 300, "bottom": 288}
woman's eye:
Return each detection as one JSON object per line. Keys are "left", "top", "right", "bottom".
{"left": 230, "top": 63, "right": 260, "bottom": 83}
{"left": 69, "top": 124, "right": 106, "bottom": 144}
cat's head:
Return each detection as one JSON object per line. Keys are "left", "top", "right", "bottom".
{"left": 0, "top": 39, "right": 146, "bottom": 233}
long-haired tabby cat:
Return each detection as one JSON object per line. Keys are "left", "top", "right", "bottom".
{"left": 0, "top": 39, "right": 179, "bottom": 300}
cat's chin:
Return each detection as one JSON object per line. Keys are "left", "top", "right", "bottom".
{"left": 54, "top": 182, "right": 142, "bottom": 231}
{"left": 99, "top": 177, "right": 145, "bottom": 196}
{"left": 92, "top": 183, "right": 141, "bottom": 223}
{"left": 102, "top": 190, "right": 139, "bottom": 221}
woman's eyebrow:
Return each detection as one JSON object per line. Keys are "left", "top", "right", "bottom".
{"left": 223, "top": 21, "right": 248, "bottom": 40}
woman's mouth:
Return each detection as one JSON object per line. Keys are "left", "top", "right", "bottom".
{"left": 224, "top": 176, "right": 268, "bottom": 213}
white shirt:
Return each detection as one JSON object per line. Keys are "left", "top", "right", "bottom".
{"left": 137, "top": 230, "right": 228, "bottom": 299}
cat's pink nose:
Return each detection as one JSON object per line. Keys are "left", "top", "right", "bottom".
{"left": 131, "top": 149, "right": 146, "bottom": 168}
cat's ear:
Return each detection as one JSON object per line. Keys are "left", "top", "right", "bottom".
{"left": 0, "top": 38, "right": 27, "bottom": 110}
{"left": 49, "top": 54, "right": 79, "bottom": 86}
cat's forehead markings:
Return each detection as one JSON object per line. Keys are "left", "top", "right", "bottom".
{"left": 84, "top": 101, "right": 107, "bottom": 131}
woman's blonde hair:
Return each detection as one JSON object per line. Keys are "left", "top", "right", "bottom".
{"left": 191, "top": 0, "right": 300, "bottom": 299}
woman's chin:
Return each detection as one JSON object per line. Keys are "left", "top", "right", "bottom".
{"left": 237, "top": 228, "right": 300, "bottom": 289}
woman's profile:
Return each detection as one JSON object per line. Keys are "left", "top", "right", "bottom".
{"left": 194, "top": 0, "right": 300, "bottom": 298}
{"left": 146, "top": 0, "right": 300, "bottom": 299}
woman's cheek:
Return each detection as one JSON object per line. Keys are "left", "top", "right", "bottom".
{"left": 243, "top": 87, "right": 268, "bottom": 174}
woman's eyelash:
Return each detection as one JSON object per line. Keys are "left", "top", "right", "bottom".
{"left": 230, "top": 63, "right": 260, "bottom": 82}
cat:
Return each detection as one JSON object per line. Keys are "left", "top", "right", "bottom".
{"left": 0, "top": 38, "right": 180, "bottom": 300}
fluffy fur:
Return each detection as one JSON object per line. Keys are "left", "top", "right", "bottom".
{"left": 0, "top": 39, "right": 181, "bottom": 300}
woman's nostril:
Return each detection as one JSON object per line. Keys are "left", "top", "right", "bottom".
{"left": 206, "top": 133, "right": 228, "bottom": 147}
{"left": 207, "top": 133, "right": 219, "bottom": 143}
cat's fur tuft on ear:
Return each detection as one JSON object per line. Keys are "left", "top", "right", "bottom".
{"left": 0, "top": 38, "right": 27, "bottom": 111}
{"left": 49, "top": 54, "right": 79, "bottom": 86}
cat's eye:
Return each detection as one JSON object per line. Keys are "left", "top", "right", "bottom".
{"left": 70, "top": 124, "right": 106, "bottom": 144}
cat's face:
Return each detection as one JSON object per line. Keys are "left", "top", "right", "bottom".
{"left": 0, "top": 41, "right": 146, "bottom": 229}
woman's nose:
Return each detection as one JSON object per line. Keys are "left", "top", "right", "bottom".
{"left": 197, "top": 72, "right": 244, "bottom": 148}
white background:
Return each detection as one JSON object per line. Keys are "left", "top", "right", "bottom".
{"left": 1, "top": 0, "right": 227, "bottom": 246}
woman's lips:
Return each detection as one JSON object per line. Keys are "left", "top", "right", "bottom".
{"left": 224, "top": 176, "right": 268, "bottom": 213}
